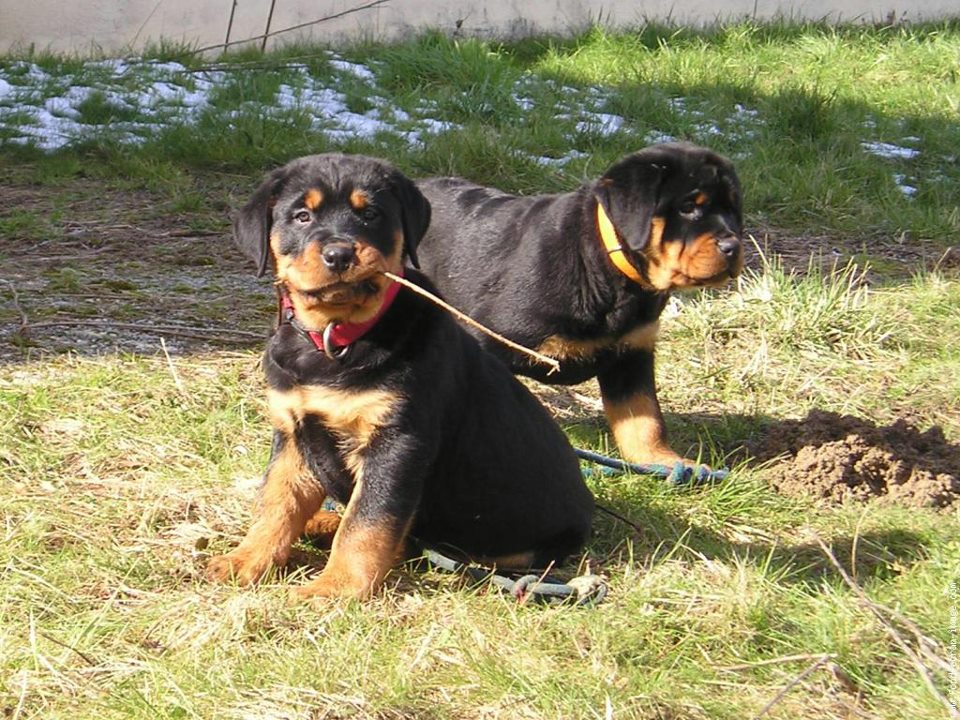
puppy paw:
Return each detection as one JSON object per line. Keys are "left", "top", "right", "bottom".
{"left": 206, "top": 549, "right": 273, "bottom": 586}
{"left": 290, "top": 570, "right": 374, "bottom": 601}
{"left": 626, "top": 447, "right": 709, "bottom": 470}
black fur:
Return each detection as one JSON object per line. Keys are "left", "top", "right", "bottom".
{"left": 416, "top": 142, "right": 743, "bottom": 464}
{"left": 229, "top": 153, "right": 593, "bottom": 577}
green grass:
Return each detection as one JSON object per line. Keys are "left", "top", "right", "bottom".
{"left": 2, "top": 19, "right": 960, "bottom": 720}
{"left": 3, "top": 21, "right": 959, "bottom": 241}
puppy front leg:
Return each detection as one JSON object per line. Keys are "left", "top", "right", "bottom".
{"left": 293, "top": 509, "right": 408, "bottom": 600}
{"left": 208, "top": 431, "right": 324, "bottom": 585}
{"left": 597, "top": 348, "right": 686, "bottom": 466}
{"left": 294, "top": 436, "right": 423, "bottom": 600}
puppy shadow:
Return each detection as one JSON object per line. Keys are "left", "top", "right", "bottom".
{"left": 589, "top": 498, "right": 929, "bottom": 588}
{"left": 283, "top": 406, "right": 949, "bottom": 597}
{"left": 567, "top": 406, "right": 950, "bottom": 588}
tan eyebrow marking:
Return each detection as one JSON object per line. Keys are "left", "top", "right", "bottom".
{"left": 304, "top": 188, "right": 323, "bottom": 210}
{"left": 349, "top": 189, "right": 370, "bottom": 210}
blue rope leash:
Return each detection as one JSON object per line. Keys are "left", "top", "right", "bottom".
{"left": 419, "top": 547, "right": 608, "bottom": 606}
{"left": 574, "top": 447, "right": 729, "bottom": 485}
{"left": 314, "top": 504, "right": 609, "bottom": 606}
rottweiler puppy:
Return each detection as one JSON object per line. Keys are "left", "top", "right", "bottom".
{"left": 207, "top": 154, "right": 594, "bottom": 599}
{"left": 416, "top": 142, "right": 744, "bottom": 467}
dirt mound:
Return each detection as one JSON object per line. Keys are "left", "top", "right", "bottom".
{"left": 749, "top": 410, "right": 960, "bottom": 509}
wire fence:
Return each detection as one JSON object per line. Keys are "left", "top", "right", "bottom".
{"left": 190, "top": 0, "right": 393, "bottom": 55}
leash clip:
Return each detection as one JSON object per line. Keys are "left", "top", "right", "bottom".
{"left": 321, "top": 323, "right": 350, "bottom": 360}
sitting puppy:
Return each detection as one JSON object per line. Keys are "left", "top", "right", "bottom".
{"left": 208, "top": 154, "right": 594, "bottom": 599}
{"left": 416, "top": 142, "right": 744, "bottom": 467}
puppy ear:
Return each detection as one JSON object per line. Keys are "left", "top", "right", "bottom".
{"left": 233, "top": 168, "right": 287, "bottom": 277}
{"left": 594, "top": 147, "right": 671, "bottom": 254}
{"left": 717, "top": 156, "right": 744, "bottom": 224}
{"left": 389, "top": 171, "right": 431, "bottom": 269}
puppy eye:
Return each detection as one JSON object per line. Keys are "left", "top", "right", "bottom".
{"left": 359, "top": 206, "right": 381, "bottom": 223}
{"left": 294, "top": 210, "right": 311, "bottom": 223}
{"left": 679, "top": 202, "right": 702, "bottom": 218}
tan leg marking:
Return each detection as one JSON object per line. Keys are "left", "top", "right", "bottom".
{"left": 207, "top": 440, "right": 323, "bottom": 585}
{"left": 603, "top": 392, "right": 682, "bottom": 466}
{"left": 293, "top": 481, "right": 408, "bottom": 600}
{"left": 302, "top": 509, "right": 342, "bottom": 546}
{"left": 476, "top": 551, "right": 537, "bottom": 571}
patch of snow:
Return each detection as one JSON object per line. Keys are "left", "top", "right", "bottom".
{"left": 533, "top": 149, "right": 588, "bottom": 167}
{"left": 644, "top": 131, "right": 677, "bottom": 145}
{"left": 329, "top": 59, "right": 376, "bottom": 83}
{"left": 0, "top": 58, "right": 461, "bottom": 151}
{"left": 694, "top": 123, "right": 723, "bottom": 137}
{"left": 861, "top": 141, "right": 920, "bottom": 160}
{"left": 893, "top": 174, "right": 918, "bottom": 197}
{"left": 576, "top": 112, "right": 624, "bottom": 136}
{"left": 512, "top": 94, "right": 535, "bottom": 112}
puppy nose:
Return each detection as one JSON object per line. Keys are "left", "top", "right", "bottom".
{"left": 321, "top": 243, "right": 355, "bottom": 273}
{"left": 716, "top": 235, "right": 741, "bottom": 260}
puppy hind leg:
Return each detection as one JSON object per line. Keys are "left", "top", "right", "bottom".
{"left": 207, "top": 436, "right": 324, "bottom": 585}
{"left": 301, "top": 508, "right": 342, "bottom": 547}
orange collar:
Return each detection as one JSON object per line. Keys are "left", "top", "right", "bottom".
{"left": 596, "top": 201, "right": 645, "bottom": 285}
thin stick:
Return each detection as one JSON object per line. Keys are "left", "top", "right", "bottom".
{"left": 160, "top": 337, "right": 186, "bottom": 395}
{"left": 718, "top": 652, "right": 837, "bottom": 672}
{"left": 383, "top": 271, "right": 560, "bottom": 375}
{"left": 812, "top": 532, "right": 958, "bottom": 717}
{"left": 261, "top": 0, "right": 278, "bottom": 53}
{"left": 594, "top": 503, "right": 645, "bottom": 535}
{"left": 224, "top": 0, "right": 238, "bottom": 53}
{"left": 19, "top": 320, "right": 263, "bottom": 343}
{"left": 3, "top": 280, "right": 29, "bottom": 330}
{"left": 34, "top": 630, "right": 97, "bottom": 667}
{"left": 751, "top": 653, "right": 833, "bottom": 719}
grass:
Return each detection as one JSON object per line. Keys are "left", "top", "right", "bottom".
{"left": 1, "top": 19, "right": 959, "bottom": 720}
{"left": 2, "top": 22, "right": 959, "bottom": 237}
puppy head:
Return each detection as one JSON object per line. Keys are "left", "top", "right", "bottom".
{"left": 234, "top": 153, "right": 431, "bottom": 326}
{"left": 595, "top": 142, "right": 744, "bottom": 291}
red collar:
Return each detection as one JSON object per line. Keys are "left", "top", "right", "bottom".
{"left": 280, "top": 273, "right": 403, "bottom": 359}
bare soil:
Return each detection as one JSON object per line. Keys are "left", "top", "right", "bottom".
{"left": 0, "top": 175, "right": 271, "bottom": 361}
{"left": 748, "top": 410, "right": 960, "bottom": 510}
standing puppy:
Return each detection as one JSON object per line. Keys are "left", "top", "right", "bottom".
{"left": 208, "top": 154, "right": 593, "bottom": 600}
{"left": 416, "top": 142, "right": 744, "bottom": 466}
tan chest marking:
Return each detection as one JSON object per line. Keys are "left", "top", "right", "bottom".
{"left": 267, "top": 386, "right": 399, "bottom": 481}
{"left": 537, "top": 321, "right": 660, "bottom": 362}
{"left": 268, "top": 385, "right": 398, "bottom": 437}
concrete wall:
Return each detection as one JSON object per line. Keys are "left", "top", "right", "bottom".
{"left": 1, "top": 1, "right": 956, "bottom": 55}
